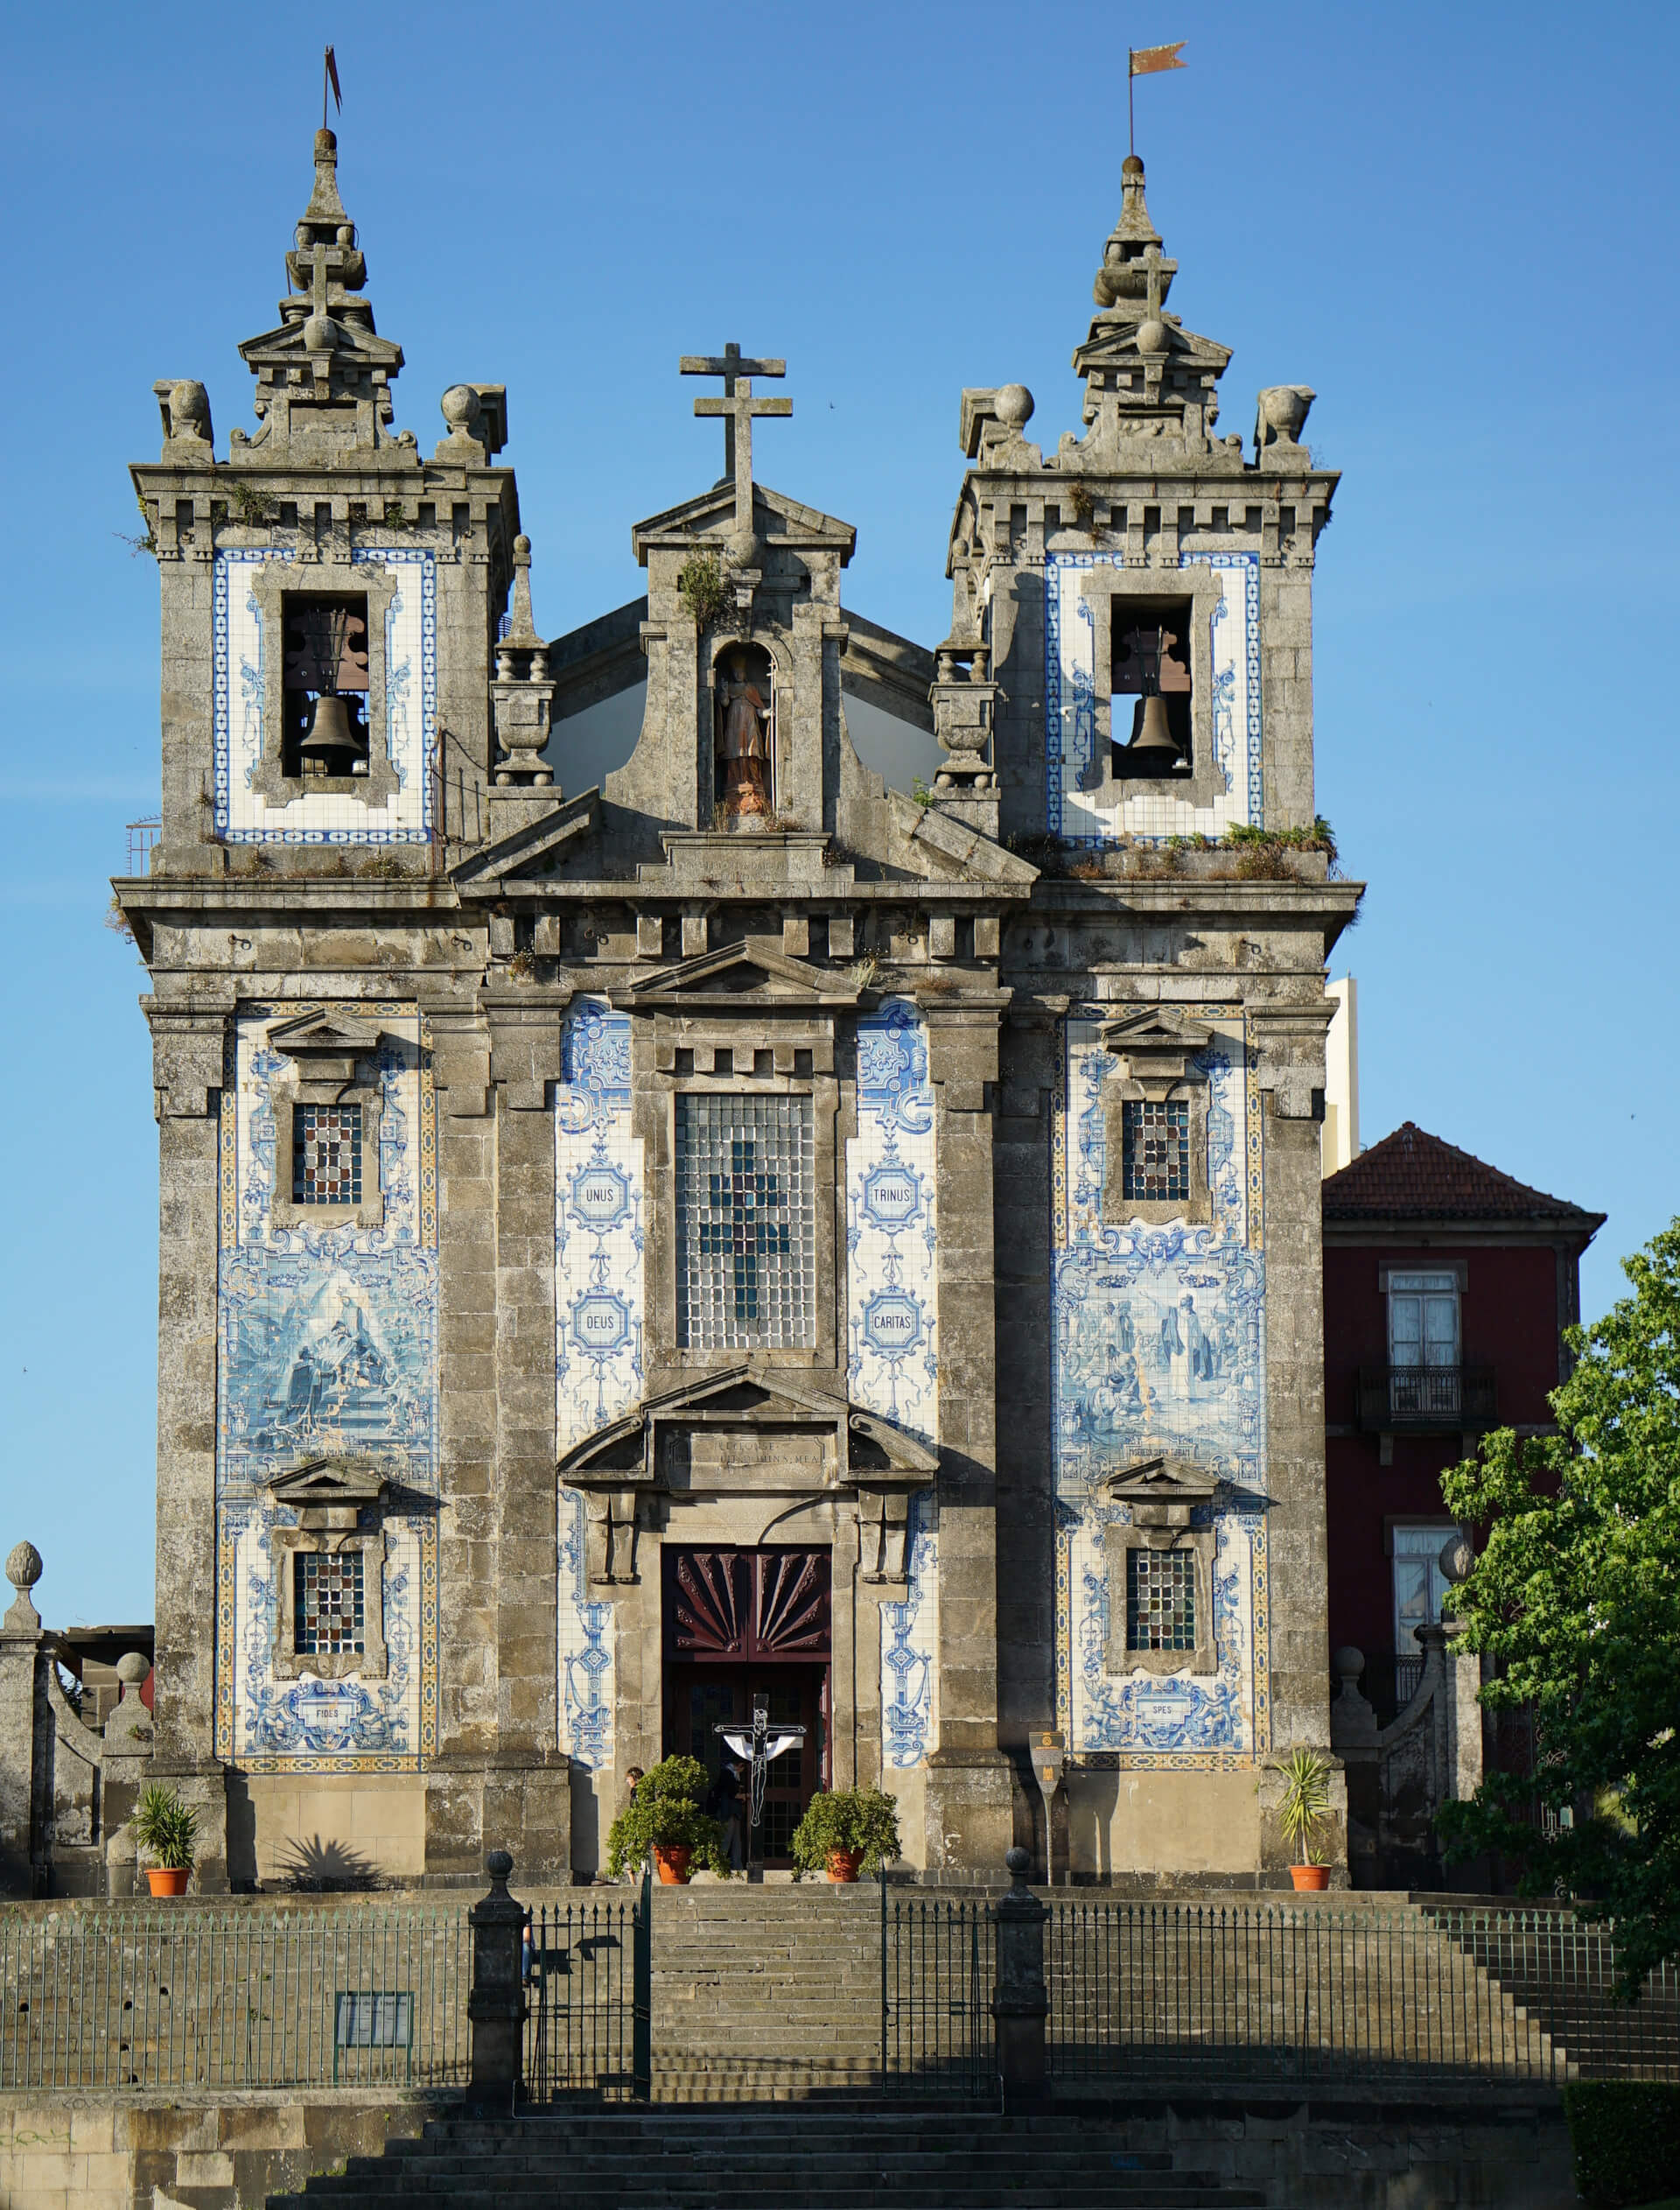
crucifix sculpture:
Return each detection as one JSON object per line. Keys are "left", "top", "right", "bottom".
{"left": 679, "top": 342, "right": 791, "bottom": 562}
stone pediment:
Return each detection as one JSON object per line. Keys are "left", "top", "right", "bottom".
{"left": 266, "top": 1012, "right": 382, "bottom": 1081}
{"left": 1103, "top": 1454, "right": 1219, "bottom": 1528}
{"left": 1099, "top": 1007, "right": 1215, "bottom": 1093}
{"left": 556, "top": 1365, "right": 936, "bottom": 1489}
{"left": 616, "top": 937, "right": 860, "bottom": 1013}
{"left": 451, "top": 790, "right": 601, "bottom": 889}
{"left": 267, "top": 1456, "right": 388, "bottom": 1532}
{"left": 633, "top": 481, "right": 857, "bottom": 564}
{"left": 1071, "top": 314, "right": 1231, "bottom": 382}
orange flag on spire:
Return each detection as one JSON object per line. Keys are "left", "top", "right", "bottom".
{"left": 1129, "top": 40, "right": 1186, "bottom": 76}
{"left": 324, "top": 46, "right": 342, "bottom": 122}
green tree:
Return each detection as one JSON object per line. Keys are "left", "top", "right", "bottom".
{"left": 1438, "top": 1219, "right": 1680, "bottom": 1991}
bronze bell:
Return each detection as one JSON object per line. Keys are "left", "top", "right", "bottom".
{"left": 1126, "top": 693, "right": 1182, "bottom": 762}
{"left": 298, "top": 692, "right": 367, "bottom": 776}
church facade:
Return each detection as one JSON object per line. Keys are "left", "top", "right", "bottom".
{"left": 120, "top": 127, "right": 1358, "bottom": 1887}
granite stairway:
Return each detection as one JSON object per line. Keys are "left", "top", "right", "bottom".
{"left": 267, "top": 2107, "right": 1272, "bottom": 2208}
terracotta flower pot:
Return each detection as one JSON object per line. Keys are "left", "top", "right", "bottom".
{"left": 146, "top": 1867, "right": 190, "bottom": 1898}
{"left": 827, "top": 1849, "right": 864, "bottom": 1884}
{"left": 653, "top": 1845, "right": 693, "bottom": 1885}
{"left": 1290, "top": 1863, "right": 1330, "bottom": 1892}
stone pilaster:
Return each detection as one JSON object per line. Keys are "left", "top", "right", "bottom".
{"left": 921, "top": 1000, "right": 1013, "bottom": 1870}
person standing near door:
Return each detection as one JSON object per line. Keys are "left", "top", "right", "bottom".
{"left": 710, "top": 1759, "right": 746, "bottom": 1871}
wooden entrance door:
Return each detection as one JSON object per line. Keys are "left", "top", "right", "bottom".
{"left": 662, "top": 1547, "right": 830, "bottom": 1866}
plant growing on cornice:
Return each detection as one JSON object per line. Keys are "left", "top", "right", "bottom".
{"left": 1067, "top": 482, "right": 1096, "bottom": 535}
{"left": 847, "top": 955, "right": 880, "bottom": 991}
{"left": 116, "top": 492, "right": 158, "bottom": 558}
{"left": 677, "top": 552, "right": 732, "bottom": 629}
{"left": 911, "top": 776, "right": 934, "bottom": 809}
{"left": 230, "top": 481, "right": 278, "bottom": 528}
{"left": 382, "top": 500, "right": 413, "bottom": 531}
{"left": 1221, "top": 817, "right": 1337, "bottom": 863}
{"left": 105, "top": 893, "right": 136, "bottom": 946}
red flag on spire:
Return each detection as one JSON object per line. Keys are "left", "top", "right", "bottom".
{"left": 324, "top": 46, "right": 342, "bottom": 123}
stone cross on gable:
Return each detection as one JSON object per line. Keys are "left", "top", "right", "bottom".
{"left": 680, "top": 343, "right": 791, "bottom": 545}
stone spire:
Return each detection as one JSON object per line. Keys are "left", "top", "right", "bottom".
{"left": 230, "top": 127, "right": 408, "bottom": 462}
{"left": 1060, "top": 157, "right": 1238, "bottom": 470}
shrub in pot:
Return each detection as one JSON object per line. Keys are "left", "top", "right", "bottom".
{"left": 1269, "top": 1748, "right": 1333, "bottom": 1890}
{"left": 790, "top": 1787, "right": 902, "bottom": 1881}
{"left": 133, "top": 1783, "right": 197, "bottom": 1897}
{"left": 605, "top": 1755, "right": 730, "bottom": 1884}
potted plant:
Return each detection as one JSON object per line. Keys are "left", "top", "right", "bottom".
{"left": 1270, "top": 1749, "right": 1333, "bottom": 1891}
{"left": 605, "top": 1756, "right": 730, "bottom": 1884}
{"left": 133, "top": 1783, "right": 197, "bottom": 1897}
{"left": 790, "top": 1786, "right": 902, "bottom": 1883}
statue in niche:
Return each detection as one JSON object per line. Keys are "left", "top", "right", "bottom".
{"left": 716, "top": 647, "right": 773, "bottom": 823}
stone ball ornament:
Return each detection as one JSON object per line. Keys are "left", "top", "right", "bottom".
{"left": 994, "top": 383, "right": 1035, "bottom": 431}
{"left": 1135, "top": 319, "right": 1168, "bottom": 355}
{"left": 1438, "top": 1530, "right": 1476, "bottom": 1586}
{"left": 6, "top": 1540, "right": 42, "bottom": 1591}
{"left": 1255, "top": 383, "right": 1316, "bottom": 447}
{"left": 167, "top": 381, "right": 212, "bottom": 441}
{"left": 303, "top": 312, "right": 336, "bottom": 354}
{"left": 441, "top": 383, "right": 482, "bottom": 434}
{"left": 116, "top": 1651, "right": 150, "bottom": 1688}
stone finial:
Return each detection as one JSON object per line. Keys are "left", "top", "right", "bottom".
{"left": 1003, "top": 1843, "right": 1034, "bottom": 1898}
{"left": 1438, "top": 1530, "right": 1475, "bottom": 1586}
{"left": 1255, "top": 384, "right": 1316, "bottom": 459}
{"left": 116, "top": 1651, "right": 150, "bottom": 1691}
{"left": 152, "top": 379, "right": 214, "bottom": 458}
{"left": 435, "top": 383, "right": 509, "bottom": 464}
{"left": 1092, "top": 156, "right": 1173, "bottom": 312}
{"left": 4, "top": 1540, "right": 42, "bottom": 1633}
{"left": 490, "top": 534, "right": 556, "bottom": 790}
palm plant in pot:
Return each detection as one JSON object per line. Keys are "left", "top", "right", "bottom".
{"left": 790, "top": 1786, "right": 901, "bottom": 1882}
{"left": 133, "top": 1784, "right": 197, "bottom": 1897}
{"left": 1270, "top": 1749, "right": 1333, "bottom": 1891}
{"left": 605, "top": 1756, "right": 730, "bottom": 1884}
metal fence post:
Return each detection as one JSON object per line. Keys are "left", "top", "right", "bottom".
{"left": 990, "top": 1845, "right": 1050, "bottom": 2114}
{"left": 468, "top": 1849, "right": 527, "bottom": 2106}
{"left": 632, "top": 1858, "right": 653, "bottom": 2102}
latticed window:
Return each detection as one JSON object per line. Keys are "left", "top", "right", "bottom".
{"left": 676, "top": 1094, "right": 816, "bottom": 1350}
{"left": 295, "top": 1551, "right": 365, "bottom": 1656}
{"left": 1127, "top": 1547, "right": 1195, "bottom": 1653}
{"left": 1121, "top": 1098, "right": 1189, "bottom": 1202}
{"left": 293, "top": 1105, "right": 362, "bottom": 1204}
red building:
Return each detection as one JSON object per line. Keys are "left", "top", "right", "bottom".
{"left": 1321, "top": 1123, "right": 1604, "bottom": 1727}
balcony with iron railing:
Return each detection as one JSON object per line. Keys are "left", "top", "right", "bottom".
{"left": 1356, "top": 1363, "right": 1497, "bottom": 1433}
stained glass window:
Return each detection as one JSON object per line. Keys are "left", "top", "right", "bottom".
{"left": 1127, "top": 1547, "right": 1195, "bottom": 1653}
{"left": 293, "top": 1105, "right": 362, "bottom": 1204}
{"left": 1121, "top": 1098, "right": 1189, "bottom": 1202}
{"left": 295, "top": 1550, "right": 365, "bottom": 1656}
{"left": 676, "top": 1094, "right": 816, "bottom": 1350}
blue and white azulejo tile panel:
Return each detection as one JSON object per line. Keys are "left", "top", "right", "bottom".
{"left": 555, "top": 1000, "right": 643, "bottom": 1766}
{"left": 213, "top": 547, "right": 436, "bottom": 843}
{"left": 849, "top": 1000, "right": 940, "bottom": 1768}
{"left": 1050, "top": 1009, "right": 1270, "bottom": 1769}
{"left": 847, "top": 999, "right": 938, "bottom": 1448}
{"left": 880, "top": 1500, "right": 939, "bottom": 1770}
{"left": 1044, "top": 551, "right": 1260, "bottom": 845}
{"left": 215, "top": 1004, "right": 439, "bottom": 1772}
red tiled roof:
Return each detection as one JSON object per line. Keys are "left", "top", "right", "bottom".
{"left": 1322, "top": 1122, "right": 1603, "bottom": 1225}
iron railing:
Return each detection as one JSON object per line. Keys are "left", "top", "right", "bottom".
{"left": 1356, "top": 1365, "right": 1497, "bottom": 1430}
{"left": 125, "top": 818, "right": 162, "bottom": 875}
{"left": 1045, "top": 1899, "right": 1680, "bottom": 2087}
{"left": 0, "top": 1905, "right": 469, "bottom": 2089}
{"left": 522, "top": 1887, "right": 645, "bottom": 2102}
{"left": 880, "top": 1885, "right": 996, "bottom": 2098}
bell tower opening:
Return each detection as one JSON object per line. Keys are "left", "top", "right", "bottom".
{"left": 713, "top": 642, "right": 776, "bottom": 824}
{"left": 1111, "top": 597, "right": 1194, "bottom": 780}
{"left": 282, "top": 593, "right": 372, "bottom": 779}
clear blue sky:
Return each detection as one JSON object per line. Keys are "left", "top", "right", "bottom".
{"left": 2, "top": 1, "right": 1674, "bottom": 1625}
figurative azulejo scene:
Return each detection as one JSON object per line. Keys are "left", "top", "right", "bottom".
{"left": 847, "top": 999, "right": 939, "bottom": 1446}
{"left": 213, "top": 546, "right": 436, "bottom": 843}
{"left": 1052, "top": 1011, "right": 1270, "bottom": 1768}
{"left": 555, "top": 1000, "right": 643, "bottom": 1766}
{"left": 880, "top": 1501, "right": 939, "bottom": 1770}
{"left": 849, "top": 999, "right": 940, "bottom": 1771}
{"left": 1044, "top": 551, "right": 1261, "bottom": 845}
{"left": 215, "top": 1004, "right": 438, "bottom": 1771}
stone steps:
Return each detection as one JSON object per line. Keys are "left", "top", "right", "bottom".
{"left": 268, "top": 2108, "right": 1269, "bottom": 2208}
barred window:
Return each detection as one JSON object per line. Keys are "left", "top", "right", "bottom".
{"left": 676, "top": 1094, "right": 816, "bottom": 1350}
{"left": 295, "top": 1550, "right": 365, "bottom": 1656}
{"left": 1127, "top": 1547, "right": 1195, "bottom": 1654}
{"left": 1121, "top": 1098, "right": 1189, "bottom": 1203}
{"left": 293, "top": 1105, "right": 362, "bottom": 1204}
